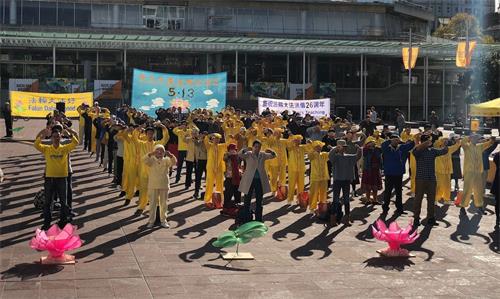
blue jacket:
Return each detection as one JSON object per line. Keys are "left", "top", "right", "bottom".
{"left": 483, "top": 142, "right": 498, "bottom": 171}
{"left": 381, "top": 140, "right": 415, "bottom": 176}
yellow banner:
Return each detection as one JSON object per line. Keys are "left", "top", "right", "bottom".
{"left": 10, "top": 91, "right": 93, "bottom": 118}
{"left": 402, "top": 47, "right": 419, "bottom": 70}
{"left": 456, "top": 41, "right": 476, "bottom": 68}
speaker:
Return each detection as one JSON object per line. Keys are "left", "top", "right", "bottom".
{"left": 56, "top": 102, "right": 65, "bottom": 113}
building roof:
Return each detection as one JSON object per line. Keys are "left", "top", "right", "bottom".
{"left": 1, "top": 30, "right": 498, "bottom": 58}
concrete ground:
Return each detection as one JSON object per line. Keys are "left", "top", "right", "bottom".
{"left": 1, "top": 119, "right": 500, "bottom": 299}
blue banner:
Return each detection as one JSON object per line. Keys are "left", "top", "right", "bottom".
{"left": 131, "top": 69, "right": 227, "bottom": 116}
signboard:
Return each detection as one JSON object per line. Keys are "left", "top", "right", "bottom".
{"left": 131, "top": 69, "right": 227, "bottom": 116}
{"left": 289, "top": 83, "right": 313, "bottom": 100}
{"left": 10, "top": 91, "right": 93, "bottom": 118}
{"left": 258, "top": 97, "right": 330, "bottom": 118}
{"left": 94, "top": 80, "right": 122, "bottom": 100}
{"left": 250, "top": 82, "right": 285, "bottom": 100}
{"left": 9, "top": 79, "right": 39, "bottom": 92}
{"left": 318, "top": 83, "right": 336, "bottom": 98}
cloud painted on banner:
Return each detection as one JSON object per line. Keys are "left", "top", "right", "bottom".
{"left": 206, "top": 99, "right": 219, "bottom": 109}
{"left": 140, "top": 105, "right": 151, "bottom": 111}
{"left": 203, "top": 89, "right": 214, "bottom": 96}
{"left": 151, "top": 97, "right": 165, "bottom": 108}
{"left": 143, "top": 88, "right": 157, "bottom": 96}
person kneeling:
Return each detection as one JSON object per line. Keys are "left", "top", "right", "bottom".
{"left": 143, "top": 145, "right": 177, "bottom": 228}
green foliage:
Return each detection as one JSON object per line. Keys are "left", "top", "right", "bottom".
{"left": 212, "top": 221, "right": 269, "bottom": 248}
{"left": 467, "top": 51, "right": 500, "bottom": 103}
{"left": 433, "top": 13, "right": 482, "bottom": 39}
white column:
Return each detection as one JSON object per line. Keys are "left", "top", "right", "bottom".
{"left": 52, "top": 45, "right": 56, "bottom": 77}
{"left": 235, "top": 50, "right": 238, "bottom": 100}
{"left": 302, "top": 51, "right": 306, "bottom": 101}
{"left": 360, "top": 54, "right": 363, "bottom": 121}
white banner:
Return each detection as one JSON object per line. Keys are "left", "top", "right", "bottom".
{"left": 258, "top": 97, "right": 330, "bottom": 118}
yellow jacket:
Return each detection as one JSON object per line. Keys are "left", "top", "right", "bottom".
{"left": 173, "top": 127, "right": 190, "bottom": 151}
{"left": 435, "top": 140, "right": 461, "bottom": 175}
{"left": 308, "top": 151, "right": 330, "bottom": 181}
{"left": 462, "top": 137, "right": 494, "bottom": 173}
{"left": 401, "top": 131, "right": 413, "bottom": 142}
{"left": 204, "top": 136, "right": 227, "bottom": 173}
{"left": 286, "top": 139, "right": 311, "bottom": 173}
{"left": 143, "top": 155, "right": 177, "bottom": 189}
{"left": 130, "top": 128, "right": 169, "bottom": 176}
{"left": 34, "top": 135, "right": 78, "bottom": 177}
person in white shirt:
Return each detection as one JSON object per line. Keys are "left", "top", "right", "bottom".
{"left": 143, "top": 144, "right": 177, "bottom": 228}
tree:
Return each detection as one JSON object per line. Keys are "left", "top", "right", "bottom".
{"left": 466, "top": 51, "right": 500, "bottom": 103}
{"left": 433, "top": 13, "right": 488, "bottom": 42}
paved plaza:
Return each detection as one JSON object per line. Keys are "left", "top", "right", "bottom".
{"left": 1, "top": 120, "right": 500, "bottom": 299}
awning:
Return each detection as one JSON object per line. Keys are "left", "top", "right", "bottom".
{"left": 469, "top": 98, "right": 500, "bottom": 117}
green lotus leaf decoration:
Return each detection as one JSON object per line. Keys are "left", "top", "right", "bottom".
{"left": 212, "top": 221, "right": 268, "bottom": 248}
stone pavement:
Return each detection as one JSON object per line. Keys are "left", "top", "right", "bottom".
{"left": 1, "top": 120, "right": 500, "bottom": 299}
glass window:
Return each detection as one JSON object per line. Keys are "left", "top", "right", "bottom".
{"left": 283, "top": 10, "right": 299, "bottom": 34}
{"left": 208, "top": 7, "right": 234, "bottom": 31}
{"left": 190, "top": 7, "right": 207, "bottom": 30}
{"left": 253, "top": 9, "right": 268, "bottom": 32}
{"left": 124, "top": 5, "right": 141, "bottom": 28}
{"left": 236, "top": 8, "right": 252, "bottom": 31}
{"left": 22, "top": 0, "right": 39, "bottom": 26}
{"left": 91, "top": 4, "right": 109, "bottom": 27}
{"left": 329, "top": 11, "right": 343, "bottom": 35}
{"left": 342, "top": 12, "right": 358, "bottom": 35}
{"left": 312, "top": 10, "right": 328, "bottom": 34}
{"left": 39, "top": 0, "right": 56, "bottom": 26}
{"left": 58, "top": 2, "right": 74, "bottom": 26}
{"left": 268, "top": 9, "right": 283, "bottom": 33}
{"left": 75, "top": 3, "right": 90, "bottom": 27}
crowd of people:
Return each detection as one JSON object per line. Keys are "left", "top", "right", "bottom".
{"left": 34, "top": 103, "right": 499, "bottom": 232}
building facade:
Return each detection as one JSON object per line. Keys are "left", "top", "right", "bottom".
{"left": 1, "top": 0, "right": 498, "bottom": 121}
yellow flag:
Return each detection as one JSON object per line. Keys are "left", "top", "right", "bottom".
{"left": 10, "top": 91, "right": 93, "bottom": 118}
{"left": 402, "top": 47, "right": 419, "bottom": 70}
{"left": 456, "top": 41, "right": 476, "bottom": 68}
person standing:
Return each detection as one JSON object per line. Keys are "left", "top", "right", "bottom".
{"left": 203, "top": 133, "right": 226, "bottom": 207}
{"left": 449, "top": 134, "right": 462, "bottom": 191}
{"left": 2, "top": 101, "right": 13, "bottom": 138}
{"left": 285, "top": 135, "right": 311, "bottom": 203}
{"left": 223, "top": 144, "right": 242, "bottom": 208}
{"left": 34, "top": 124, "right": 78, "bottom": 231}
{"left": 412, "top": 135, "right": 448, "bottom": 227}
{"left": 491, "top": 152, "right": 499, "bottom": 228}
{"left": 184, "top": 128, "right": 199, "bottom": 190}
{"left": 361, "top": 137, "right": 383, "bottom": 204}
{"left": 396, "top": 111, "right": 406, "bottom": 135}
{"left": 238, "top": 140, "right": 276, "bottom": 222}
{"left": 381, "top": 134, "right": 415, "bottom": 216}
{"left": 429, "top": 111, "right": 439, "bottom": 128}
{"left": 173, "top": 124, "right": 190, "bottom": 184}
{"left": 328, "top": 139, "right": 361, "bottom": 226}
{"left": 434, "top": 137, "right": 461, "bottom": 203}
{"left": 458, "top": 135, "right": 496, "bottom": 212}
{"left": 192, "top": 131, "right": 208, "bottom": 199}
{"left": 143, "top": 145, "right": 177, "bottom": 228}
{"left": 307, "top": 141, "right": 330, "bottom": 213}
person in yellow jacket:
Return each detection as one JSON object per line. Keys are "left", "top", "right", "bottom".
{"left": 286, "top": 135, "right": 312, "bottom": 203}
{"left": 272, "top": 129, "right": 288, "bottom": 192}
{"left": 307, "top": 141, "right": 330, "bottom": 212}
{"left": 117, "top": 126, "right": 139, "bottom": 205}
{"left": 458, "top": 135, "right": 496, "bottom": 210}
{"left": 129, "top": 123, "right": 169, "bottom": 213}
{"left": 434, "top": 137, "right": 461, "bottom": 203}
{"left": 76, "top": 103, "right": 87, "bottom": 145}
{"left": 204, "top": 133, "right": 226, "bottom": 207}
{"left": 143, "top": 144, "right": 177, "bottom": 228}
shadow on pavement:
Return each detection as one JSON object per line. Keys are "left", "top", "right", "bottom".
{"left": 1, "top": 263, "right": 64, "bottom": 281}
{"left": 363, "top": 256, "right": 415, "bottom": 272}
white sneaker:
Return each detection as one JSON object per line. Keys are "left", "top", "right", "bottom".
{"left": 146, "top": 223, "right": 154, "bottom": 228}
{"left": 161, "top": 222, "right": 170, "bottom": 228}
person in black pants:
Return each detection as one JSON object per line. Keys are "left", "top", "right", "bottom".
{"left": 82, "top": 110, "right": 92, "bottom": 151}
{"left": 492, "top": 152, "right": 499, "bottom": 228}
{"left": 193, "top": 131, "right": 208, "bottom": 199}
{"left": 238, "top": 141, "right": 276, "bottom": 222}
{"left": 223, "top": 144, "right": 242, "bottom": 208}
{"left": 380, "top": 134, "right": 415, "bottom": 216}
{"left": 2, "top": 101, "right": 13, "bottom": 138}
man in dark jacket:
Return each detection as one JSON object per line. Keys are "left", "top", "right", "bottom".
{"left": 2, "top": 101, "right": 13, "bottom": 138}
{"left": 381, "top": 134, "right": 415, "bottom": 216}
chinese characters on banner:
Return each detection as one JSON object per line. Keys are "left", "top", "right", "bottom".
{"left": 131, "top": 68, "right": 227, "bottom": 117}
{"left": 258, "top": 97, "right": 331, "bottom": 118}
{"left": 10, "top": 91, "right": 93, "bottom": 118}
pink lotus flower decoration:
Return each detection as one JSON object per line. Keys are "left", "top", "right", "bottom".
{"left": 29, "top": 224, "right": 82, "bottom": 264}
{"left": 372, "top": 219, "right": 419, "bottom": 257}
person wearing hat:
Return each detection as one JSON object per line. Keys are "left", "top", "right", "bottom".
{"left": 361, "top": 136, "right": 383, "bottom": 204}
{"left": 203, "top": 133, "right": 227, "bottom": 207}
{"left": 34, "top": 123, "right": 79, "bottom": 231}
{"left": 328, "top": 139, "right": 362, "bottom": 226}
{"left": 380, "top": 133, "right": 415, "bottom": 216}
{"left": 238, "top": 140, "right": 276, "bottom": 222}
{"left": 458, "top": 134, "right": 496, "bottom": 211}
{"left": 129, "top": 123, "right": 169, "bottom": 214}
{"left": 285, "top": 134, "right": 312, "bottom": 203}
{"left": 307, "top": 140, "right": 330, "bottom": 213}
{"left": 412, "top": 134, "right": 448, "bottom": 226}
{"left": 434, "top": 137, "right": 461, "bottom": 204}
{"left": 143, "top": 144, "right": 177, "bottom": 228}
